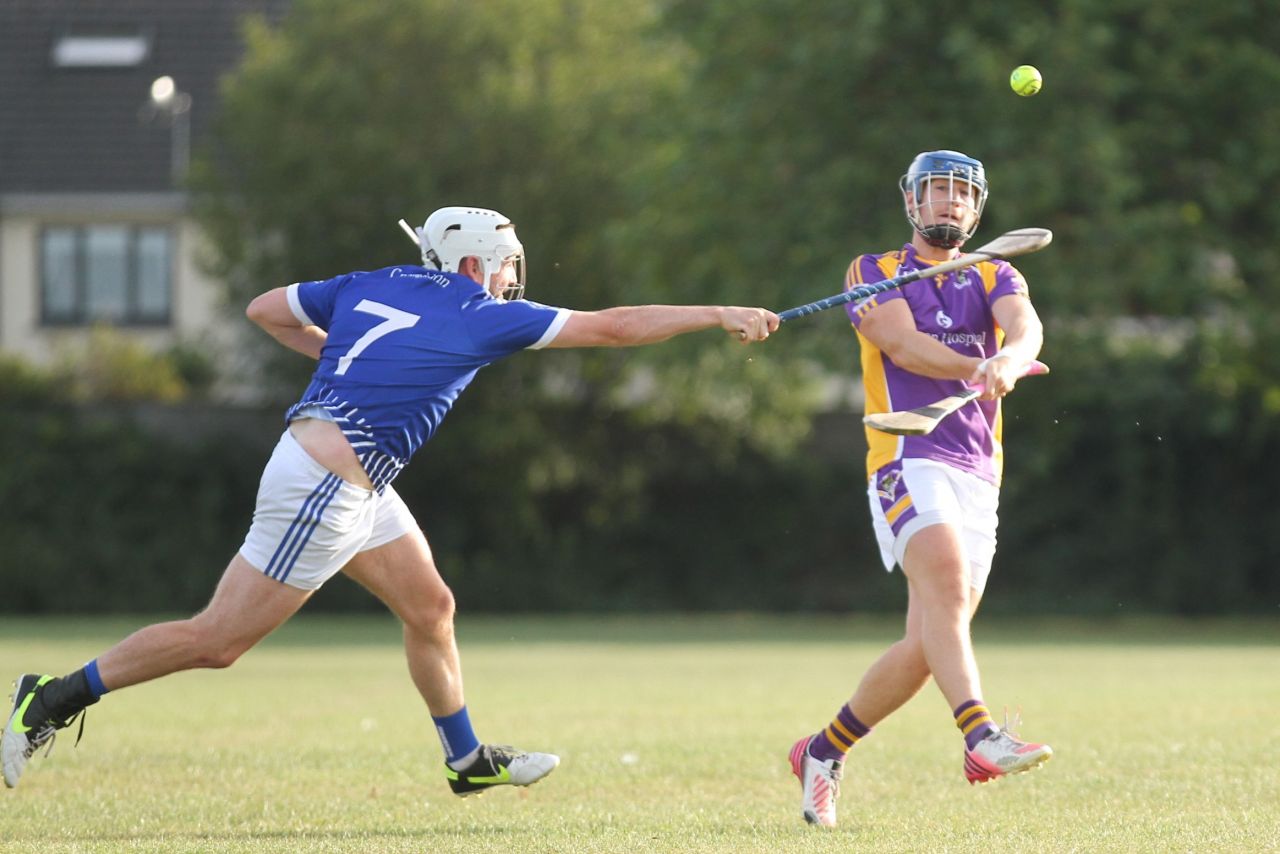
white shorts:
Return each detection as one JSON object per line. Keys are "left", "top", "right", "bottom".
{"left": 239, "top": 430, "right": 418, "bottom": 590}
{"left": 866, "top": 458, "right": 999, "bottom": 593}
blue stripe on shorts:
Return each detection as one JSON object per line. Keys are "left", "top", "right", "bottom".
{"left": 266, "top": 473, "right": 342, "bottom": 582}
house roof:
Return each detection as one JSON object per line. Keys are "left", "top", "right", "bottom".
{"left": 0, "top": 0, "right": 289, "bottom": 194}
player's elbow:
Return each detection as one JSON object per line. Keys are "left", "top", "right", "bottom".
{"left": 878, "top": 337, "right": 919, "bottom": 371}
{"left": 598, "top": 315, "right": 637, "bottom": 346}
{"left": 246, "top": 289, "right": 302, "bottom": 335}
{"left": 1024, "top": 317, "right": 1046, "bottom": 350}
{"left": 245, "top": 293, "right": 271, "bottom": 327}
{"left": 886, "top": 347, "right": 941, "bottom": 377}
{"left": 580, "top": 309, "right": 638, "bottom": 346}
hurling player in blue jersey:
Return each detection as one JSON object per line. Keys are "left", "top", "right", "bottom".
{"left": 786, "top": 152, "right": 1051, "bottom": 827}
{"left": 4, "top": 206, "right": 779, "bottom": 795}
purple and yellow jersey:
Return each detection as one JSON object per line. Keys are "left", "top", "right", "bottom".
{"left": 844, "top": 243, "right": 1030, "bottom": 485}
{"left": 285, "top": 265, "right": 570, "bottom": 493}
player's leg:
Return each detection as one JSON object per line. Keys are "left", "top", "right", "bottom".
{"left": 828, "top": 571, "right": 986, "bottom": 742}
{"left": 5, "top": 428, "right": 372, "bottom": 790}
{"left": 789, "top": 585, "right": 932, "bottom": 827}
{"left": 342, "top": 490, "right": 558, "bottom": 797}
{"left": 855, "top": 460, "right": 959, "bottom": 719}
{"left": 878, "top": 460, "right": 996, "bottom": 743}
{"left": 899, "top": 469, "right": 1051, "bottom": 783}
{"left": 98, "top": 555, "right": 312, "bottom": 687}
{"left": 899, "top": 522, "right": 983, "bottom": 708}
{"left": 788, "top": 459, "right": 1045, "bottom": 816}
{"left": 90, "top": 427, "right": 374, "bottom": 687}
{"left": 846, "top": 589, "right": 932, "bottom": 724}
{"left": 950, "top": 469, "right": 1052, "bottom": 783}
{"left": 900, "top": 521, "right": 1025, "bottom": 773}
{"left": 342, "top": 528, "right": 463, "bottom": 715}
{"left": 4, "top": 555, "right": 310, "bottom": 789}
{"left": 789, "top": 464, "right": 927, "bottom": 827}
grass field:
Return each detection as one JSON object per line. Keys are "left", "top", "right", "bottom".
{"left": 1, "top": 614, "right": 1277, "bottom": 853}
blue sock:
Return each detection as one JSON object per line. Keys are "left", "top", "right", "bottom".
{"left": 432, "top": 706, "right": 480, "bottom": 766}
{"left": 83, "top": 659, "right": 109, "bottom": 698}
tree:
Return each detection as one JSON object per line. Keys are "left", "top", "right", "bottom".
{"left": 652, "top": 0, "right": 1280, "bottom": 612}
{"left": 183, "top": 0, "right": 1280, "bottom": 613}
{"left": 190, "top": 0, "right": 830, "bottom": 610}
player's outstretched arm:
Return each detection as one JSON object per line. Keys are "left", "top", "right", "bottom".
{"left": 246, "top": 287, "right": 327, "bottom": 360}
{"left": 545, "top": 305, "right": 779, "bottom": 349}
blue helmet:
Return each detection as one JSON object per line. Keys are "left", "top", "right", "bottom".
{"left": 899, "top": 150, "right": 988, "bottom": 248}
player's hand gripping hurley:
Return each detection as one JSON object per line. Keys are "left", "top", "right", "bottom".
{"left": 863, "top": 359, "right": 1049, "bottom": 436}
{"left": 776, "top": 228, "right": 1052, "bottom": 323}
{"left": 773, "top": 227, "right": 1054, "bottom": 434}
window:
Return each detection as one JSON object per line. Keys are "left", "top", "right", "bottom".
{"left": 51, "top": 34, "right": 151, "bottom": 68}
{"left": 40, "top": 225, "right": 174, "bottom": 326}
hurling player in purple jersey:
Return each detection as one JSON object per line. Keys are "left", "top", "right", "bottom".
{"left": 787, "top": 152, "right": 1051, "bottom": 827}
{"left": 4, "top": 207, "right": 778, "bottom": 796}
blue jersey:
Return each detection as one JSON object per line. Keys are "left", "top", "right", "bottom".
{"left": 284, "top": 265, "right": 570, "bottom": 492}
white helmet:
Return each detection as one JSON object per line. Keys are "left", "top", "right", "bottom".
{"left": 414, "top": 206, "right": 525, "bottom": 300}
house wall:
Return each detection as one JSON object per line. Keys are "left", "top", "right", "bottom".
{"left": 0, "top": 193, "right": 230, "bottom": 366}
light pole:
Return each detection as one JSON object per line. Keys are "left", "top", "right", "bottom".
{"left": 147, "top": 75, "right": 193, "bottom": 185}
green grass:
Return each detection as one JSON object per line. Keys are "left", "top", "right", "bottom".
{"left": 1, "top": 614, "right": 1277, "bottom": 853}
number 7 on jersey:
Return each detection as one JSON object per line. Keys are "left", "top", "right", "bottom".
{"left": 335, "top": 300, "right": 421, "bottom": 376}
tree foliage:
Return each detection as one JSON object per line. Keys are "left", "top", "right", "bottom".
{"left": 645, "top": 0, "right": 1280, "bottom": 612}
{"left": 166, "top": 0, "right": 1280, "bottom": 614}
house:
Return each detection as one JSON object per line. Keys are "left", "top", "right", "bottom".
{"left": 0, "top": 0, "right": 288, "bottom": 389}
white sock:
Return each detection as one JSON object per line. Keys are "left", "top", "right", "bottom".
{"left": 447, "top": 745, "right": 482, "bottom": 771}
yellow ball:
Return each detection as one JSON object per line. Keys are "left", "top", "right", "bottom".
{"left": 1010, "top": 65, "right": 1043, "bottom": 97}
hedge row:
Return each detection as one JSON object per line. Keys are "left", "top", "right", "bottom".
{"left": 4, "top": 369, "right": 1277, "bottom": 616}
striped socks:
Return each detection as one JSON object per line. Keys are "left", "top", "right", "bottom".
{"left": 808, "top": 704, "right": 872, "bottom": 763}
{"left": 954, "top": 699, "right": 997, "bottom": 749}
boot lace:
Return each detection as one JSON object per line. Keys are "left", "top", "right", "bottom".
{"left": 22, "top": 710, "right": 86, "bottom": 761}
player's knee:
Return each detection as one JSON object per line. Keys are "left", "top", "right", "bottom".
{"left": 202, "top": 647, "right": 241, "bottom": 670}
{"left": 937, "top": 589, "right": 971, "bottom": 617}
{"left": 894, "top": 636, "right": 931, "bottom": 681}
{"left": 404, "top": 586, "right": 456, "bottom": 638}
{"left": 186, "top": 623, "right": 252, "bottom": 669}
{"left": 906, "top": 647, "right": 931, "bottom": 683}
{"left": 427, "top": 586, "right": 456, "bottom": 629}
{"left": 916, "top": 574, "right": 970, "bottom": 615}
{"left": 196, "top": 637, "right": 251, "bottom": 669}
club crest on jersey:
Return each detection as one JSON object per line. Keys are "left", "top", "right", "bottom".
{"left": 935, "top": 310, "right": 953, "bottom": 329}
{"left": 876, "top": 470, "right": 903, "bottom": 502}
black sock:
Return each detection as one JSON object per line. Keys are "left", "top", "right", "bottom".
{"left": 26, "top": 670, "right": 100, "bottom": 728}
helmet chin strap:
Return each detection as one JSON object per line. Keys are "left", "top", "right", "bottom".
{"left": 461, "top": 256, "right": 512, "bottom": 299}
{"left": 919, "top": 223, "right": 967, "bottom": 249}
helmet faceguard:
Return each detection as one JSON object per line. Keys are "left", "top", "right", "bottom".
{"left": 413, "top": 206, "right": 526, "bottom": 300}
{"left": 899, "top": 150, "right": 989, "bottom": 249}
